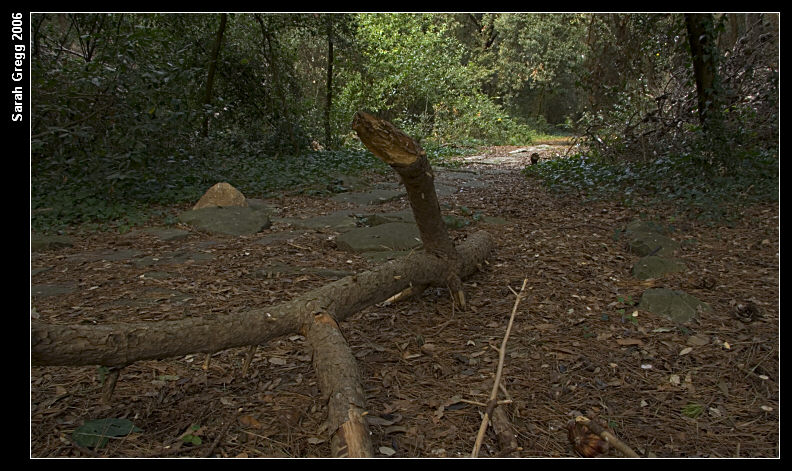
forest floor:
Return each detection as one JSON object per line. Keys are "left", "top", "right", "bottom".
{"left": 30, "top": 145, "right": 779, "bottom": 458}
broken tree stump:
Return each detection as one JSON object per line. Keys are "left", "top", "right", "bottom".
{"left": 352, "top": 110, "right": 467, "bottom": 309}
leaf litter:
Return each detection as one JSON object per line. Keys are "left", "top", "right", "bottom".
{"left": 31, "top": 146, "right": 778, "bottom": 457}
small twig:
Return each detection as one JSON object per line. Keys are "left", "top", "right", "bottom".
{"left": 202, "top": 411, "right": 239, "bottom": 457}
{"left": 241, "top": 345, "right": 257, "bottom": 376}
{"left": 287, "top": 241, "right": 310, "bottom": 251}
{"left": 576, "top": 416, "right": 640, "bottom": 458}
{"left": 498, "top": 383, "right": 512, "bottom": 402}
{"left": 101, "top": 366, "right": 122, "bottom": 404}
{"left": 471, "top": 278, "right": 528, "bottom": 458}
{"left": 460, "top": 398, "right": 513, "bottom": 408}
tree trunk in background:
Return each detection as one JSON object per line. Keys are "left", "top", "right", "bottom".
{"left": 324, "top": 15, "right": 335, "bottom": 150}
{"left": 201, "top": 13, "right": 227, "bottom": 138}
{"left": 685, "top": 13, "right": 723, "bottom": 134}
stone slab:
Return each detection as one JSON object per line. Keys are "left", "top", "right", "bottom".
{"left": 330, "top": 188, "right": 405, "bottom": 206}
{"left": 632, "top": 256, "right": 688, "bottom": 280}
{"left": 254, "top": 230, "right": 308, "bottom": 246}
{"left": 335, "top": 222, "right": 422, "bottom": 253}
{"left": 638, "top": 288, "right": 710, "bottom": 324}
{"left": 625, "top": 232, "right": 680, "bottom": 257}
{"left": 178, "top": 206, "right": 272, "bottom": 236}
{"left": 279, "top": 210, "right": 359, "bottom": 232}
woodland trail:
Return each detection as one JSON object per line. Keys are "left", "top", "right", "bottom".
{"left": 30, "top": 146, "right": 779, "bottom": 458}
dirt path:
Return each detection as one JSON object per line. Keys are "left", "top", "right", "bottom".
{"left": 30, "top": 147, "right": 779, "bottom": 458}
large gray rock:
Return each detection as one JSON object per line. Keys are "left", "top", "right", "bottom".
{"left": 245, "top": 198, "right": 278, "bottom": 214}
{"left": 620, "top": 219, "right": 679, "bottom": 256}
{"left": 178, "top": 206, "right": 271, "bottom": 236}
{"left": 335, "top": 222, "right": 422, "bottom": 253}
{"left": 638, "top": 288, "right": 710, "bottom": 323}
{"left": 632, "top": 256, "right": 688, "bottom": 280}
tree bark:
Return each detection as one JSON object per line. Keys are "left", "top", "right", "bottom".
{"left": 201, "top": 13, "right": 228, "bottom": 138}
{"left": 685, "top": 13, "right": 722, "bottom": 132}
{"left": 351, "top": 110, "right": 467, "bottom": 309}
{"left": 31, "top": 231, "right": 493, "bottom": 368}
{"left": 324, "top": 15, "right": 334, "bottom": 150}
{"left": 304, "top": 311, "right": 373, "bottom": 457}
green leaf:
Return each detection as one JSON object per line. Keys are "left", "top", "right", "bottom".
{"left": 682, "top": 403, "right": 704, "bottom": 419}
{"left": 182, "top": 434, "right": 202, "bottom": 445}
{"left": 72, "top": 418, "right": 143, "bottom": 448}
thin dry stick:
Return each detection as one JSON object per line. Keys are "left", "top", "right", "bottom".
{"left": 241, "top": 345, "right": 257, "bottom": 376}
{"left": 100, "top": 367, "right": 122, "bottom": 404}
{"left": 202, "top": 411, "right": 239, "bottom": 457}
{"left": 471, "top": 278, "right": 528, "bottom": 458}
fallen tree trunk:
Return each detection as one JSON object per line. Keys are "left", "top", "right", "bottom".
{"left": 32, "top": 112, "right": 493, "bottom": 458}
{"left": 31, "top": 231, "right": 493, "bottom": 368}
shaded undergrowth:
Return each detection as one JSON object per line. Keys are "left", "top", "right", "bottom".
{"left": 523, "top": 148, "right": 779, "bottom": 225}
{"left": 31, "top": 149, "right": 389, "bottom": 234}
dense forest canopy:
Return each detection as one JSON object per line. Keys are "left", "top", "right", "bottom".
{"left": 30, "top": 12, "right": 778, "bottom": 232}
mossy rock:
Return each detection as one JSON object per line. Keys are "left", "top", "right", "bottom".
{"left": 623, "top": 219, "right": 673, "bottom": 236}
{"left": 625, "top": 231, "right": 680, "bottom": 257}
{"left": 335, "top": 222, "right": 422, "bottom": 253}
{"left": 632, "top": 256, "right": 688, "bottom": 280}
{"left": 638, "top": 288, "right": 710, "bottom": 324}
{"left": 178, "top": 206, "right": 271, "bottom": 236}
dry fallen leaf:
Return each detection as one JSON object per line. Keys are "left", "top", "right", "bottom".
{"left": 687, "top": 334, "right": 709, "bottom": 346}
{"left": 616, "top": 338, "right": 644, "bottom": 346}
{"left": 238, "top": 415, "right": 262, "bottom": 429}
{"left": 379, "top": 446, "right": 396, "bottom": 456}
